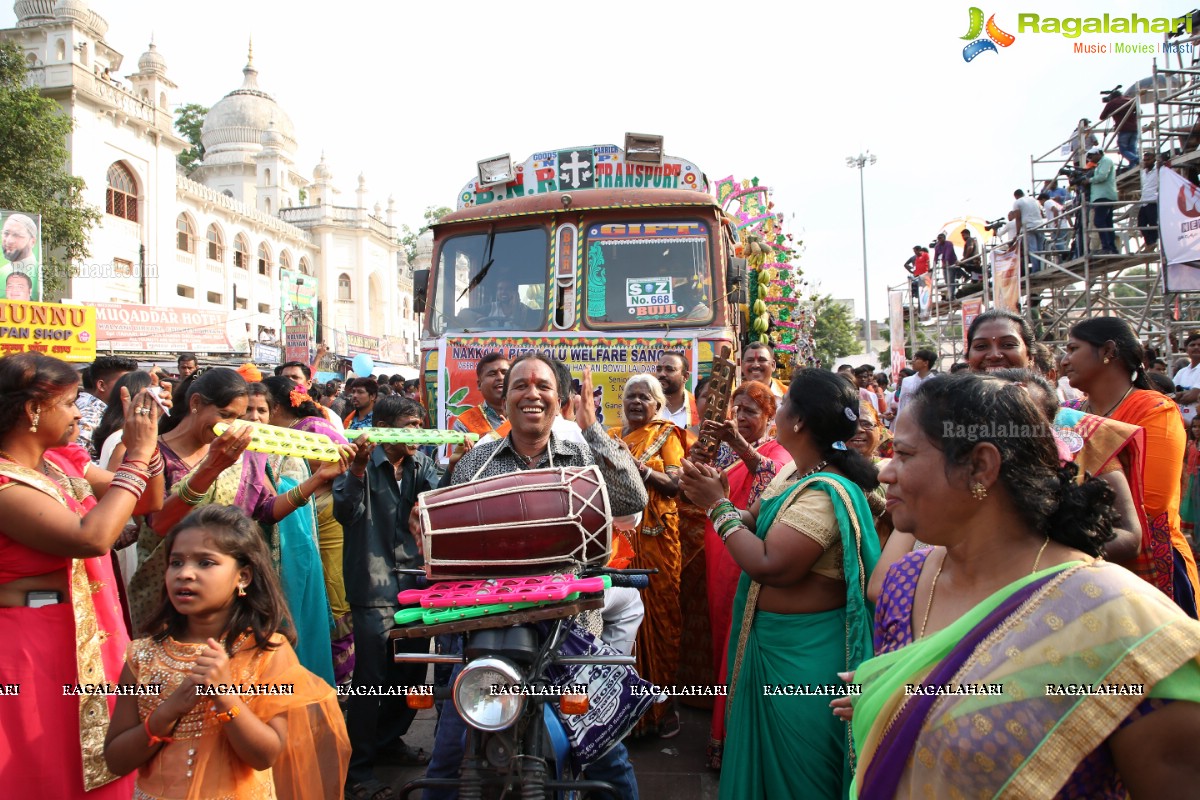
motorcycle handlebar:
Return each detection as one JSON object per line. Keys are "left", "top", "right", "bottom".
{"left": 606, "top": 573, "right": 649, "bottom": 590}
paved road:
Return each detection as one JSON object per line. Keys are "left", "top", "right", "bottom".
{"left": 376, "top": 702, "right": 720, "bottom": 798}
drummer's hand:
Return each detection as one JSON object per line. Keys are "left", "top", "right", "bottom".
{"left": 575, "top": 367, "right": 596, "bottom": 431}
{"left": 829, "top": 671, "right": 855, "bottom": 721}
{"left": 679, "top": 458, "right": 727, "bottom": 509}
{"left": 350, "top": 435, "right": 375, "bottom": 478}
{"left": 447, "top": 439, "right": 473, "bottom": 473}
{"left": 408, "top": 504, "right": 424, "bottom": 556}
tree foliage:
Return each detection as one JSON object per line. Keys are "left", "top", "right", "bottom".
{"left": 401, "top": 205, "right": 452, "bottom": 266}
{"left": 174, "top": 102, "right": 208, "bottom": 174}
{"left": 811, "top": 294, "right": 862, "bottom": 367}
{"left": 0, "top": 42, "right": 99, "bottom": 297}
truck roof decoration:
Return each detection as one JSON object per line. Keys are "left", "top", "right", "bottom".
{"left": 457, "top": 145, "right": 708, "bottom": 210}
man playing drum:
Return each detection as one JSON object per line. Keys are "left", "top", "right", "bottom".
{"left": 421, "top": 354, "right": 648, "bottom": 799}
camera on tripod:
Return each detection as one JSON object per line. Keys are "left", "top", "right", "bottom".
{"left": 983, "top": 218, "right": 1006, "bottom": 234}
{"left": 1058, "top": 164, "right": 1093, "bottom": 186}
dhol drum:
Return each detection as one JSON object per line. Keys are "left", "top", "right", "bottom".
{"left": 419, "top": 466, "right": 613, "bottom": 579}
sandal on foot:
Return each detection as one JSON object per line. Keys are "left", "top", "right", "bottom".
{"left": 657, "top": 711, "right": 681, "bottom": 739}
{"left": 374, "top": 742, "right": 430, "bottom": 767}
{"left": 345, "top": 779, "right": 394, "bottom": 800}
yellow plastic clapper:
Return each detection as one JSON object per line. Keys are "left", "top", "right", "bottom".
{"left": 213, "top": 421, "right": 341, "bottom": 462}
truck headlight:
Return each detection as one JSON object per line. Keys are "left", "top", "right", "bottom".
{"left": 454, "top": 656, "right": 526, "bottom": 731}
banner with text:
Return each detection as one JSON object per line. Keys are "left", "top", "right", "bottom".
{"left": 1159, "top": 167, "right": 1200, "bottom": 292}
{"left": 888, "top": 290, "right": 906, "bottom": 383}
{"left": 437, "top": 335, "right": 698, "bottom": 435}
{"left": 0, "top": 300, "right": 94, "bottom": 361}
{"left": 284, "top": 322, "right": 312, "bottom": 364}
{"left": 87, "top": 302, "right": 233, "bottom": 353}
{"left": 345, "top": 330, "right": 381, "bottom": 358}
{"left": 991, "top": 247, "right": 1021, "bottom": 312}
{"left": 960, "top": 298, "right": 983, "bottom": 352}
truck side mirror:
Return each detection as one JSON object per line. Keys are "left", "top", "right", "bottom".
{"left": 413, "top": 269, "right": 429, "bottom": 314}
{"left": 727, "top": 257, "right": 747, "bottom": 306}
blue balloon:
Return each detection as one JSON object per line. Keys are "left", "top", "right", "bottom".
{"left": 352, "top": 353, "right": 375, "bottom": 376}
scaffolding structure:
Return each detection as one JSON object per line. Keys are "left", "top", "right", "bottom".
{"left": 892, "top": 19, "right": 1200, "bottom": 369}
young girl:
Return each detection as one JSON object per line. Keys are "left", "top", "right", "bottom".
{"left": 104, "top": 504, "right": 349, "bottom": 799}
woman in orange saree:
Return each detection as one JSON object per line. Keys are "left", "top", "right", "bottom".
{"left": 0, "top": 353, "right": 165, "bottom": 797}
{"left": 1064, "top": 317, "right": 1199, "bottom": 616}
{"left": 609, "top": 373, "right": 685, "bottom": 737}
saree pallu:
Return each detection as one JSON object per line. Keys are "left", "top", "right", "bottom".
{"left": 0, "top": 446, "right": 135, "bottom": 797}
{"left": 129, "top": 632, "right": 350, "bottom": 799}
{"left": 610, "top": 420, "right": 684, "bottom": 732}
{"left": 1181, "top": 442, "right": 1200, "bottom": 545}
{"left": 1110, "top": 390, "right": 1200, "bottom": 615}
{"left": 853, "top": 560, "right": 1200, "bottom": 799}
{"left": 1054, "top": 407, "right": 1172, "bottom": 597}
{"left": 720, "top": 472, "right": 880, "bottom": 800}
{"left": 706, "top": 438, "right": 792, "bottom": 752}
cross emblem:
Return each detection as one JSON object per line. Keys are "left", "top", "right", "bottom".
{"left": 559, "top": 151, "right": 593, "bottom": 189}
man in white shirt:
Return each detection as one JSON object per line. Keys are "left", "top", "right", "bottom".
{"left": 1038, "top": 192, "right": 1067, "bottom": 252}
{"left": 896, "top": 349, "right": 937, "bottom": 419}
{"left": 1138, "top": 151, "right": 1161, "bottom": 253}
{"left": 655, "top": 351, "right": 698, "bottom": 431}
{"left": 1173, "top": 334, "right": 1200, "bottom": 428}
{"left": 1009, "top": 189, "right": 1045, "bottom": 271}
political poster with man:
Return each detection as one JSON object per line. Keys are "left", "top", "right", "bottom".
{"left": 0, "top": 210, "right": 41, "bottom": 301}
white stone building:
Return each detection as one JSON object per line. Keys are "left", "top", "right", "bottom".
{"left": 1, "top": 0, "right": 420, "bottom": 367}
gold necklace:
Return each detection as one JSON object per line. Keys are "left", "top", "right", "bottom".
{"left": 918, "top": 535, "right": 1051, "bottom": 639}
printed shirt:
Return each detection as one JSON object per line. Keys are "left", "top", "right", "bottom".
{"left": 74, "top": 391, "right": 106, "bottom": 460}
{"left": 345, "top": 410, "right": 375, "bottom": 431}
{"left": 450, "top": 423, "right": 648, "bottom": 519}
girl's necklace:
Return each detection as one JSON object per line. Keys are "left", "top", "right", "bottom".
{"left": 792, "top": 460, "right": 828, "bottom": 482}
{"left": 918, "top": 535, "right": 1050, "bottom": 639}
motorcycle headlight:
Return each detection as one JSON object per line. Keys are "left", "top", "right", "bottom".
{"left": 454, "top": 656, "right": 526, "bottom": 731}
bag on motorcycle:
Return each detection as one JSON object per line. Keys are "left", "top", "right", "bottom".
{"left": 543, "top": 622, "right": 657, "bottom": 768}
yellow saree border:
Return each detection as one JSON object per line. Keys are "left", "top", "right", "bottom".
{"left": 0, "top": 459, "right": 121, "bottom": 790}
{"left": 1001, "top": 619, "right": 1200, "bottom": 797}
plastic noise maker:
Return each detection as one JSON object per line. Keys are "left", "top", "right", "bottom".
{"left": 213, "top": 421, "right": 342, "bottom": 462}
{"left": 350, "top": 428, "right": 480, "bottom": 446}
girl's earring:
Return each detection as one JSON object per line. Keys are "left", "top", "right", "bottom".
{"left": 792, "top": 424, "right": 800, "bottom": 434}
{"left": 1103, "top": 357, "right": 1111, "bottom": 364}
{"left": 236, "top": 584, "right": 247, "bottom": 597}
{"left": 29, "top": 409, "right": 39, "bottom": 433}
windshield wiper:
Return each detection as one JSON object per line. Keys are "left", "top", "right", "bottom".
{"left": 457, "top": 225, "right": 495, "bottom": 302}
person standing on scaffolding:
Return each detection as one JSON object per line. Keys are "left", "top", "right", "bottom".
{"left": 1009, "top": 189, "right": 1045, "bottom": 272}
{"left": 1100, "top": 88, "right": 1139, "bottom": 172}
{"left": 932, "top": 232, "right": 960, "bottom": 299}
{"left": 1083, "top": 146, "right": 1119, "bottom": 255}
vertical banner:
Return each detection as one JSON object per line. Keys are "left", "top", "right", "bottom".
{"left": 888, "top": 290, "right": 907, "bottom": 383}
{"left": 991, "top": 247, "right": 1021, "bottom": 312}
{"left": 0, "top": 211, "right": 41, "bottom": 301}
{"left": 284, "top": 321, "right": 312, "bottom": 364}
{"left": 960, "top": 299, "right": 983, "bottom": 352}
{"left": 918, "top": 272, "right": 932, "bottom": 319}
{"left": 1159, "top": 167, "right": 1200, "bottom": 292}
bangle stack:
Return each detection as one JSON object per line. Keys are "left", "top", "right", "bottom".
{"left": 110, "top": 462, "right": 150, "bottom": 500}
{"left": 707, "top": 499, "right": 743, "bottom": 543}
{"left": 286, "top": 486, "right": 309, "bottom": 507}
{"left": 176, "top": 475, "right": 207, "bottom": 506}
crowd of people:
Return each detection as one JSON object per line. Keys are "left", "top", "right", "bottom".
{"left": 3, "top": 317, "right": 1200, "bottom": 798}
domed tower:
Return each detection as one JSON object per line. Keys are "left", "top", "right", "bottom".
{"left": 193, "top": 42, "right": 298, "bottom": 207}
{"left": 128, "top": 39, "right": 176, "bottom": 111}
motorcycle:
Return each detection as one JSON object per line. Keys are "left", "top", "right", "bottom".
{"left": 394, "top": 566, "right": 652, "bottom": 800}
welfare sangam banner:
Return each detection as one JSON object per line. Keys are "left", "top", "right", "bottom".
{"left": 437, "top": 335, "right": 698, "bottom": 433}
{"left": 0, "top": 300, "right": 95, "bottom": 361}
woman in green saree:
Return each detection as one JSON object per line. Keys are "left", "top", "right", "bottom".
{"left": 680, "top": 368, "right": 881, "bottom": 800}
{"left": 849, "top": 372, "right": 1200, "bottom": 799}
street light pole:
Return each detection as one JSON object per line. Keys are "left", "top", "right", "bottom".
{"left": 846, "top": 152, "right": 877, "bottom": 352}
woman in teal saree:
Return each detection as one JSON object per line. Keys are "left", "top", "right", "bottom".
{"left": 850, "top": 372, "right": 1200, "bottom": 799}
{"left": 681, "top": 369, "right": 881, "bottom": 800}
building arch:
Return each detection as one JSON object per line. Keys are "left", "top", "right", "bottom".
{"left": 233, "top": 233, "right": 251, "bottom": 270}
{"left": 206, "top": 222, "right": 225, "bottom": 261}
{"left": 338, "top": 272, "right": 352, "bottom": 301}
{"left": 256, "top": 242, "right": 273, "bottom": 276}
{"left": 175, "top": 212, "right": 196, "bottom": 252}
{"left": 105, "top": 161, "right": 139, "bottom": 222}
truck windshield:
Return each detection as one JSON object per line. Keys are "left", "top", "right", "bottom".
{"left": 431, "top": 228, "right": 550, "bottom": 333}
{"left": 583, "top": 220, "right": 713, "bottom": 328}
